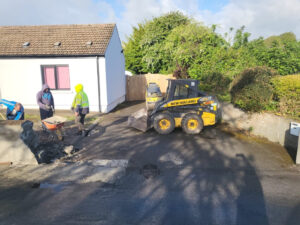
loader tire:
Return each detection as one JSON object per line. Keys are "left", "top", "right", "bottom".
{"left": 182, "top": 114, "right": 203, "bottom": 134}
{"left": 153, "top": 113, "right": 175, "bottom": 135}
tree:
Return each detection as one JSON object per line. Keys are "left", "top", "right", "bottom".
{"left": 264, "top": 32, "right": 297, "bottom": 48}
{"left": 124, "top": 24, "right": 146, "bottom": 74}
{"left": 232, "top": 26, "right": 250, "bottom": 49}
{"left": 164, "top": 22, "right": 227, "bottom": 78}
{"left": 124, "top": 11, "right": 190, "bottom": 74}
{"left": 249, "top": 32, "right": 300, "bottom": 75}
{"left": 124, "top": 11, "right": 300, "bottom": 78}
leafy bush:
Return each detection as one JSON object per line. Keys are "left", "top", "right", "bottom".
{"left": 271, "top": 74, "right": 300, "bottom": 118}
{"left": 230, "top": 67, "right": 278, "bottom": 111}
{"left": 199, "top": 72, "right": 231, "bottom": 95}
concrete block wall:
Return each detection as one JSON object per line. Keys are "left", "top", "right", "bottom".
{"left": 221, "top": 102, "right": 299, "bottom": 153}
{"left": 0, "top": 125, "right": 37, "bottom": 165}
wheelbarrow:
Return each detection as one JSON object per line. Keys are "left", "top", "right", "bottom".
{"left": 42, "top": 115, "right": 67, "bottom": 141}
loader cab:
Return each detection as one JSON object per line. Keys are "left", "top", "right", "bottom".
{"left": 165, "top": 79, "right": 203, "bottom": 101}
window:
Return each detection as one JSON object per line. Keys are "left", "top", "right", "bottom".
{"left": 41, "top": 65, "right": 70, "bottom": 90}
{"left": 174, "top": 85, "right": 189, "bottom": 99}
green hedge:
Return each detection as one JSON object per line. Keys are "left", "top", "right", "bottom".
{"left": 230, "top": 67, "right": 278, "bottom": 111}
{"left": 198, "top": 72, "right": 232, "bottom": 101}
{"left": 271, "top": 74, "right": 300, "bottom": 118}
{"left": 199, "top": 72, "right": 231, "bottom": 94}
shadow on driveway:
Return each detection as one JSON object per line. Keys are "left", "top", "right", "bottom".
{"left": 0, "top": 101, "right": 299, "bottom": 225}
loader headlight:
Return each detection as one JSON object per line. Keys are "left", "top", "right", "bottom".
{"left": 211, "top": 103, "right": 217, "bottom": 111}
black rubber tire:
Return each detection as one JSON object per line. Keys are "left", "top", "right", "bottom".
{"left": 181, "top": 113, "right": 203, "bottom": 134}
{"left": 153, "top": 113, "right": 175, "bottom": 135}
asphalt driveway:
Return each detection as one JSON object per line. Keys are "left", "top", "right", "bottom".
{"left": 0, "top": 101, "right": 299, "bottom": 225}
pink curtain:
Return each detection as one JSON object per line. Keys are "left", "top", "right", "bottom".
{"left": 57, "top": 66, "right": 70, "bottom": 89}
{"left": 44, "top": 67, "right": 55, "bottom": 89}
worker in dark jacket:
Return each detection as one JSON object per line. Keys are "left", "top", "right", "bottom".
{"left": 0, "top": 99, "right": 24, "bottom": 120}
{"left": 36, "top": 84, "right": 55, "bottom": 120}
{"left": 71, "top": 84, "right": 89, "bottom": 136}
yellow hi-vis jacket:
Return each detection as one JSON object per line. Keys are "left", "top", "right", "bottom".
{"left": 72, "top": 84, "right": 89, "bottom": 114}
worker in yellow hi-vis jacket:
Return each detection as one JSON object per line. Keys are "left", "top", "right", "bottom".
{"left": 71, "top": 84, "right": 89, "bottom": 136}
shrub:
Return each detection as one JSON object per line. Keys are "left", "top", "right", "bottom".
{"left": 198, "top": 72, "right": 232, "bottom": 95}
{"left": 230, "top": 67, "right": 278, "bottom": 111}
{"left": 271, "top": 74, "right": 300, "bottom": 118}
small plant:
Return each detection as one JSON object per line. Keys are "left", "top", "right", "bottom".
{"left": 248, "top": 126, "right": 254, "bottom": 133}
{"left": 217, "top": 93, "right": 231, "bottom": 102}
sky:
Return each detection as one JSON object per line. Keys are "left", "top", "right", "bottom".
{"left": 0, "top": 0, "right": 299, "bottom": 41}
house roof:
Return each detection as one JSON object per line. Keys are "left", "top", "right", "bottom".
{"left": 0, "top": 24, "right": 116, "bottom": 57}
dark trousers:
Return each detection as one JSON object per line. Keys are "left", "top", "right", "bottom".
{"left": 79, "top": 113, "right": 86, "bottom": 124}
{"left": 40, "top": 108, "right": 53, "bottom": 120}
{"left": 75, "top": 113, "right": 86, "bottom": 131}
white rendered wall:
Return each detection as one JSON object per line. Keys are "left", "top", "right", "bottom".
{"left": 98, "top": 57, "right": 108, "bottom": 112}
{"left": 101, "top": 26, "right": 126, "bottom": 113}
{"left": 0, "top": 57, "right": 101, "bottom": 111}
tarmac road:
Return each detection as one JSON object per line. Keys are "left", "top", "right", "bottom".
{"left": 0, "top": 102, "right": 300, "bottom": 225}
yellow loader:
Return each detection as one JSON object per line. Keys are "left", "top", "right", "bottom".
{"left": 128, "top": 79, "right": 221, "bottom": 134}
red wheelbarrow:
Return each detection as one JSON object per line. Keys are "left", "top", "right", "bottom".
{"left": 42, "top": 116, "right": 67, "bottom": 141}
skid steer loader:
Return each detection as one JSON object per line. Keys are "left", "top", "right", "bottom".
{"left": 128, "top": 79, "right": 221, "bottom": 135}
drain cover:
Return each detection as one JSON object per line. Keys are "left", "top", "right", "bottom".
{"left": 141, "top": 164, "right": 160, "bottom": 179}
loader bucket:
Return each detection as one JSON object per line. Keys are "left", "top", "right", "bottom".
{"left": 128, "top": 108, "right": 152, "bottom": 132}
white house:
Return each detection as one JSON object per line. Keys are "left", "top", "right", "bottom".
{"left": 0, "top": 24, "right": 125, "bottom": 112}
